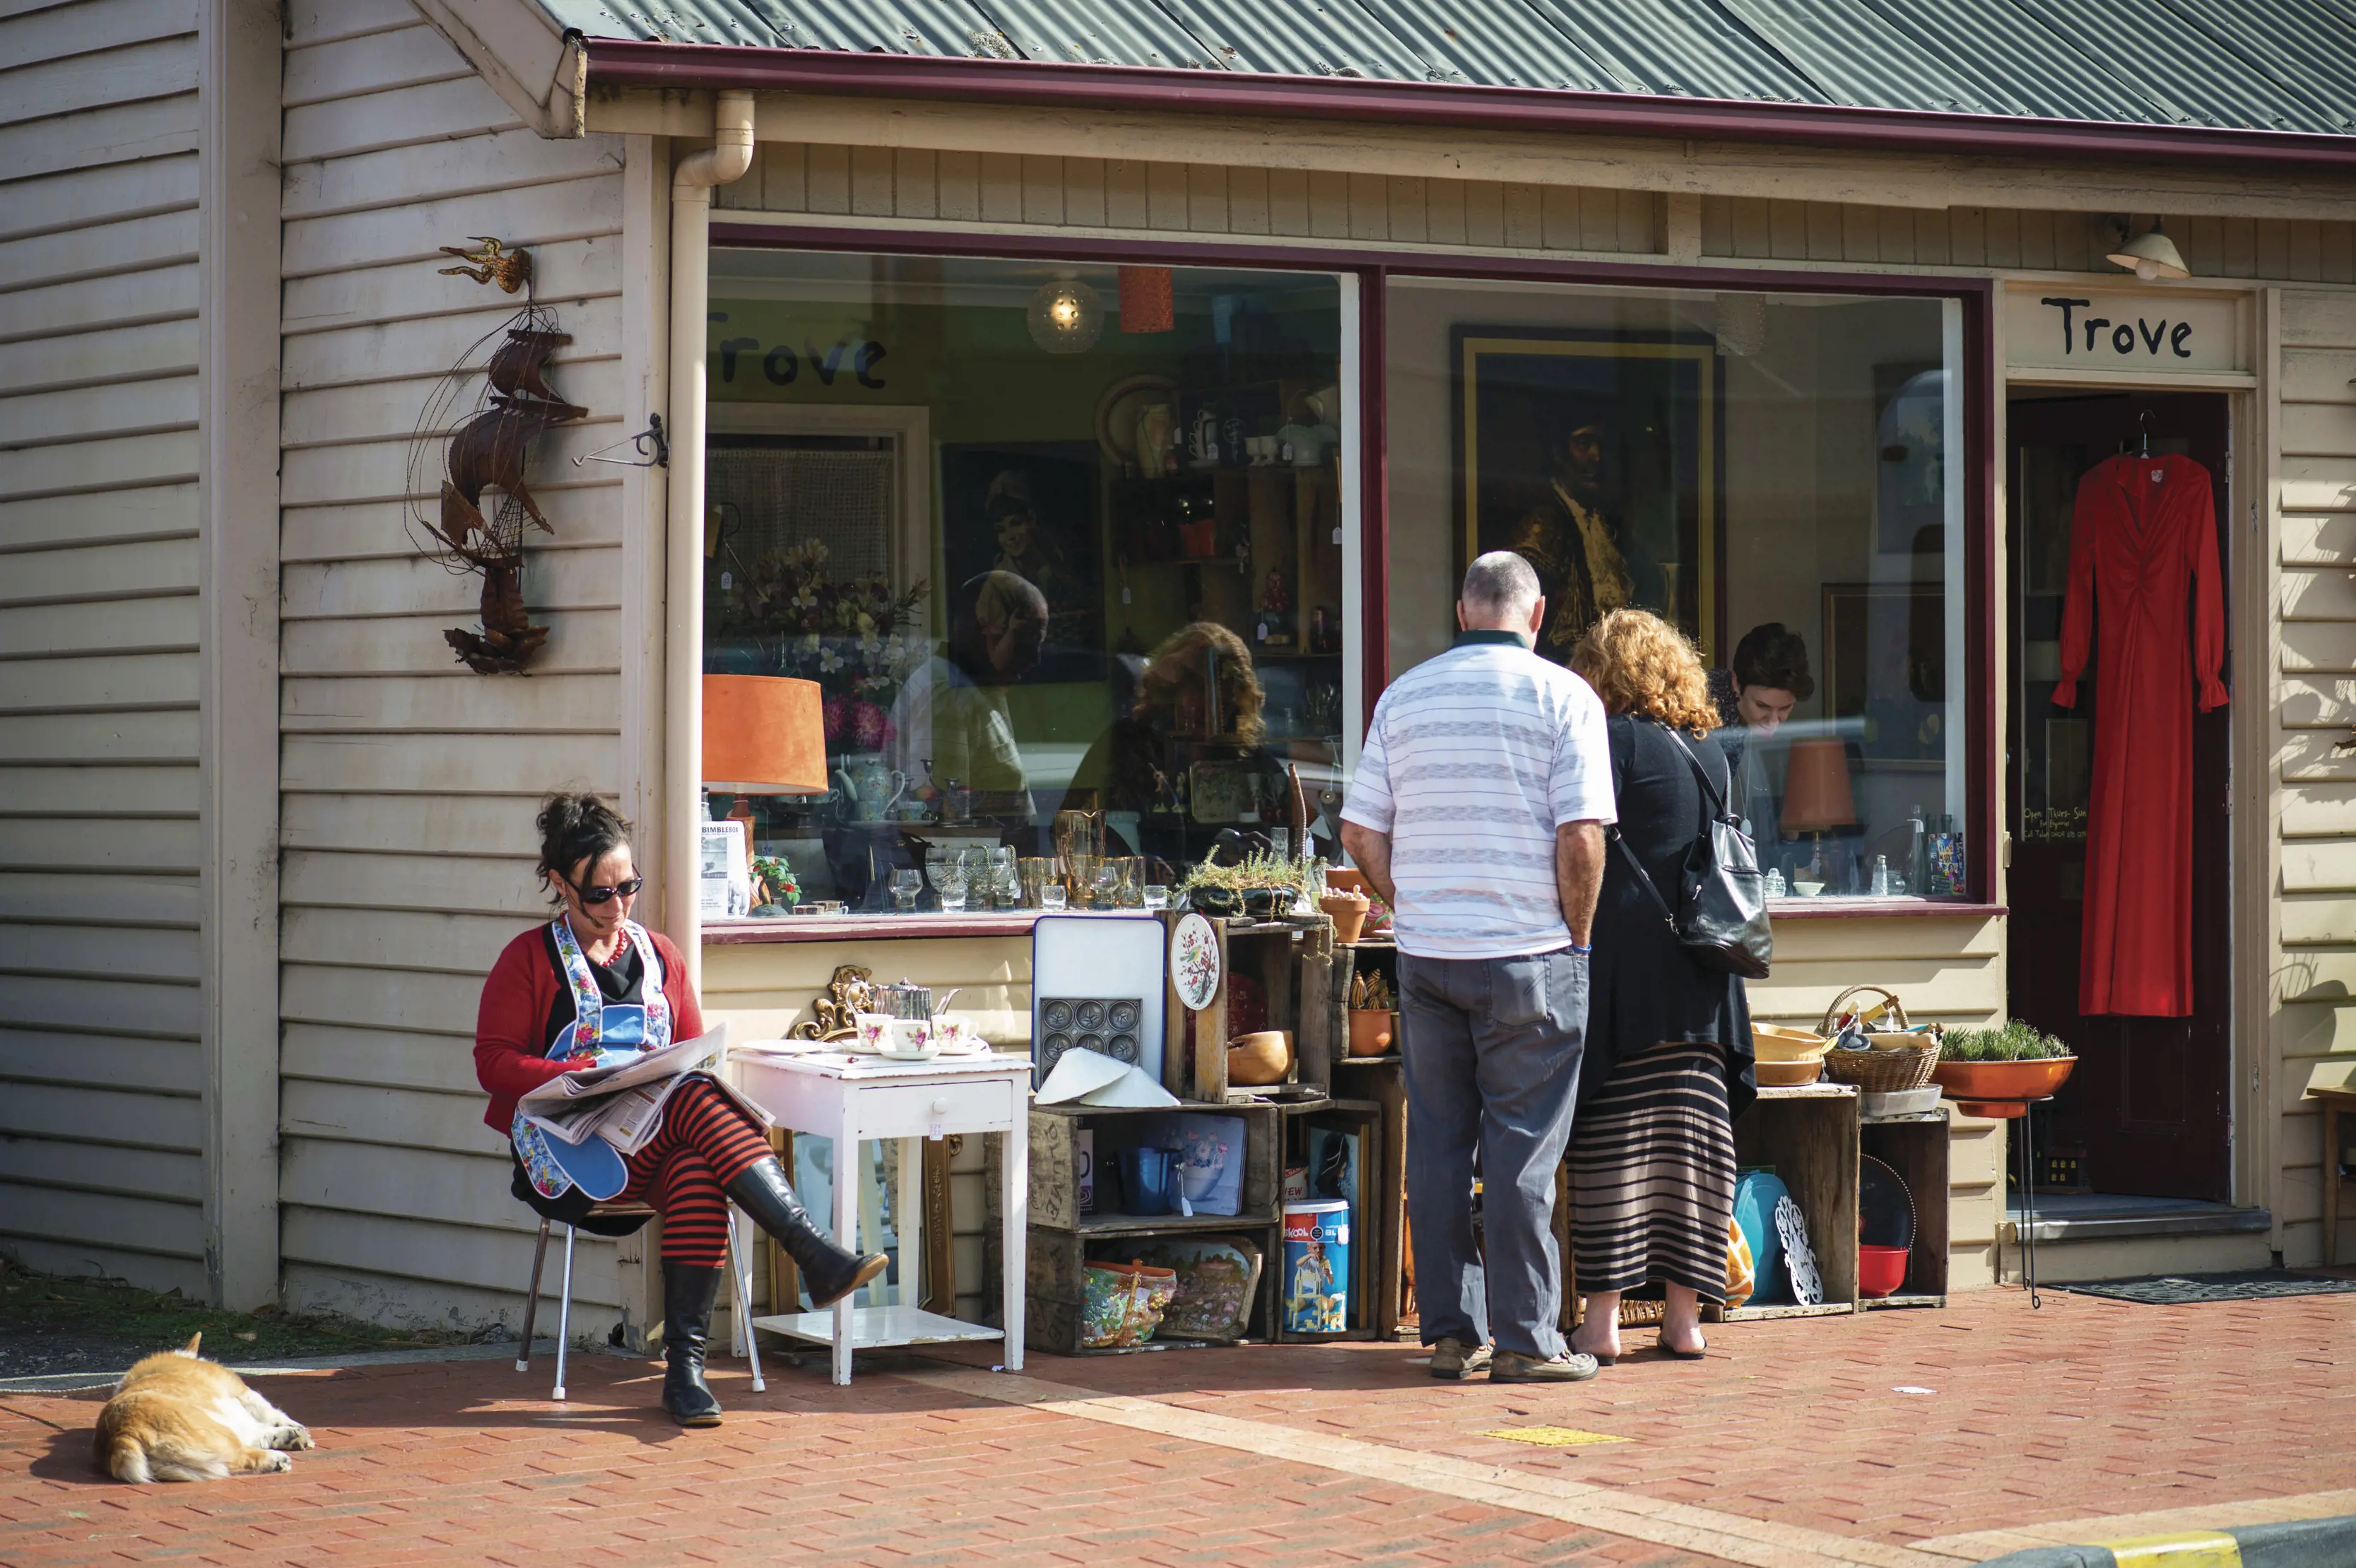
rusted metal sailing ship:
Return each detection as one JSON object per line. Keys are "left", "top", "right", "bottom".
{"left": 408, "top": 241, "right": 587, "bottom": 674}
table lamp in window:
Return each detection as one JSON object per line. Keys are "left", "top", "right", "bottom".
{"left": 703, "top": 674, "right": 829, "bottom": 892}
{"left": 1779, "top": 738, "right": 1856, "bottom": 892}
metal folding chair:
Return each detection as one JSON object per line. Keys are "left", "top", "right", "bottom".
{"left": 516, "top": 1202, "right": 766, "bottom": 1401}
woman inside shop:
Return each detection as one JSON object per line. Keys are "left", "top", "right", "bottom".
{"left": 475, "top": 793, "right": 888, "bottom": 1427}
{"left": 1060, "top": 620, "right": 1306, "bottom": 863}
{"left": 1707, "top": 622, "right": 1813, "bottom": 848}
{"left": 1567, "top": 611, "right": 1757, "bottom": 1363}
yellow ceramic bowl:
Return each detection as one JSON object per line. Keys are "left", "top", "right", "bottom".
{"left": 1755, "top": 1058, "right": 1826, "bottom": 1087}
{"left": 1227, "top": 1030, "right": 1293, "bottom": 1087}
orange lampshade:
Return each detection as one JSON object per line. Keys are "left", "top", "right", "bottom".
{"left": 702, "top": 675, "right": 827, "bottom": 793}
{"left": 1119, "top": 266, "right": 1174, "bottom": 334}
{"left": 1780, "top": 739, "right": 1857, "bottom": 833}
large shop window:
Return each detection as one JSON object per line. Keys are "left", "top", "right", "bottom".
{"left": 703, "top": 250, "right": 1353, "bottom": 917}
{"left": 1386, "top": 278, "right": 1971, "bottom": 902}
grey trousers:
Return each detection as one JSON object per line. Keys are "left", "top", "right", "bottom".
{"left": 1396, "top": 948, "right": 1587, "bottom": 1359}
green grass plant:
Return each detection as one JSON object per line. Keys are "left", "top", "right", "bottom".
{"left": 1939, "top": 1019, "right": 2074, "bottom": 1062}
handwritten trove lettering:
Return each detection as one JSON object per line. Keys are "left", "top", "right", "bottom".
{"left": 2039, "top": 297, "right": 2193, "bottom": 359}
{"left": 708, "top": 316, "right": 887, "bottom": 389}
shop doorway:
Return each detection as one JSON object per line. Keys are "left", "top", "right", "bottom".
{"left": 2005, "top": 390, "right": 2233, "bottom": 1203}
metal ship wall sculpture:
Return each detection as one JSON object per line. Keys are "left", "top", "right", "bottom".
{"left": 406, "top": 240, "right": 586, "bottom": 674}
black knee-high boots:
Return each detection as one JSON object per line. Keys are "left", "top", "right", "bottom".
{"left": 724, "top": 1156, "right": 890, "bottom": 1309}
{"left": 660, "top": 1261, "right": 724, "bottom": 1427}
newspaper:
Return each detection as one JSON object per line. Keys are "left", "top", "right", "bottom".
{"left": 516, "top": 1022, "right": 771, "bottom": 1156}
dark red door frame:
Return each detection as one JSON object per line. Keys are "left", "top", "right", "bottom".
{"left": 706, "top": 221, "right": 2000, "bottom": 904}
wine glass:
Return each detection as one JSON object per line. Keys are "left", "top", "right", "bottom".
{"left": 888, "top": 867, "right": 922, "bottom": 913}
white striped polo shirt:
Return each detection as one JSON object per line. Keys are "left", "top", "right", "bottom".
{"left": 1341, "top": 632, "right": 1615, "bottom": 960}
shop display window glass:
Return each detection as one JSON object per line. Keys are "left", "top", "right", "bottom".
{"left": 703, "top": 249, "right": 1353, "bottom": 916}
{"left": 1385, "top": 278, "right": 1971, "bottom": 902}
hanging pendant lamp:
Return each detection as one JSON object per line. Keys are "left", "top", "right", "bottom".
{"left": 1027, "top": 272, "right": 1103, "bottom": 354}
{"left": 2106, "top": 218, "right": 2191, "bottom": 282}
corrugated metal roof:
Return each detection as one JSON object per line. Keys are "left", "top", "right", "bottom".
{"left": 545, "top": 0, "right": 2356, "bottom": 137}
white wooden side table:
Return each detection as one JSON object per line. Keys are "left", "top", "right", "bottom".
{"left": 733, "top": 1047, "right": 1029, "bottom": 1386}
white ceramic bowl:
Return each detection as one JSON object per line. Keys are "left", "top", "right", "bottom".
{"left": 1791, "top": 880, "right": 1826, "bottom": 897}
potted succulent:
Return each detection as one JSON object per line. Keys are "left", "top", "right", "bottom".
{"left": 1177, "top": 851, "right": 1319, "bottom": 921}
{"left": 1932, "top": 1020, "right": 2075, "bottom": 1117}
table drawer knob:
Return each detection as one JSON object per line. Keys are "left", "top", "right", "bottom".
{"left": 931, "top": 1097, "right": 950, "bottom": 1115}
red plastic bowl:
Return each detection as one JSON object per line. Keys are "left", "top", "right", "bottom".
{"left": 1858, "top": 1244, "right": 1911, "bottom": 1299}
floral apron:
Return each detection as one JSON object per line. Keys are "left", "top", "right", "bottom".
{"left": 510, "top": 917, "right": 672, "bottom": 1202}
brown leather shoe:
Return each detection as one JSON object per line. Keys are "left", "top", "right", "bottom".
{"left": 1427, "top": 1338, "right": 1493, "bottom": 1380}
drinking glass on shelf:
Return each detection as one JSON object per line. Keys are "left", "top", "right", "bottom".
{"left": 1041, "top": 885, "right": 1068, "bottom": 912}
{"left": 888, "top": 867, "right": 922, "bottom": 913}
{"left": 1143, "top": 884, "right": 1170, "bottom": 910}
{"left": 1017, "top": 856, "right": 1055, "bottom": 909}
{"left": 1093, "top": 863, "right": 1122, "bottom": 909}
{"left": 938, "top": 870, "right": 968, "bottom": 914}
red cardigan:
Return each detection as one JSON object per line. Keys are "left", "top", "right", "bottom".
{"left": 473, "top": 924, "right": 705, "bottom": 1134}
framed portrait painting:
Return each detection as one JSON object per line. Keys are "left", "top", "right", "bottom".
{"left": 937, "top": 441, "right": 1103, "bottom": 678}
{"left": 1454, "top": 327, "right": 1722, "bottom": 664}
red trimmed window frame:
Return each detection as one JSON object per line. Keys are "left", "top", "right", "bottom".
{"left": 705, "top": 221, "right": 2003, "bottom": 923}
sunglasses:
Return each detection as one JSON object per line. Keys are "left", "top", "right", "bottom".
{"left": 565, "top": 873, "right": 644, "bottom": 906}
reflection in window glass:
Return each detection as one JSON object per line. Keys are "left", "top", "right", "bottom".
{"left": 703, "top": 251, "right": 1350, "bottom": 916}
{"left": 1386, "top": 278, "right": 1969, "bottom": 900}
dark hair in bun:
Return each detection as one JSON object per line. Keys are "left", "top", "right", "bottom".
{"left": 536, "top": 791, "right": 633, "bottom": 904}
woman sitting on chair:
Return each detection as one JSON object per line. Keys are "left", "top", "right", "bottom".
{"left": 475, "top": 792, "right": 887, "bottom": 1427}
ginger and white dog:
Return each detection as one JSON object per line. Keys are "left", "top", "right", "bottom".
{"left": 93, "top": 1333, "right": 314, "bottom": 1482}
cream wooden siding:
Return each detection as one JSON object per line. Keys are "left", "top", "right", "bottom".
{"left": 276, "top": 0, "right": 633, "bottom": 1330}
{"left": 2276, "top": 288, "right": 2356, "bottom": 1267}
{"left": 704, "top": 936, "right": 1024, "bottom": 1321}
{"left": 718, "top": 146, "right": 2356, "bottom": 282}
{"left": 0, "top": 0, "right": 208, "bottom": 1295}
{"left": 717, "top": 144, "right": 1665, "bottom": 254}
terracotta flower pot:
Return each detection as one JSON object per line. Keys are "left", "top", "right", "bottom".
{"left": 1227, "top": 1030, "right": 1292, "bottom": 1086}
{"left": 1320, "top": 892, "right": 1370, "bottom": 943}
{"left": 1931, "top": 1057, "right": 2075, "bottom": 1119}
{"left": 1347, "top": 1008, "right": 1395, "bottom": 1058}
{"left": 1324, "top": 868, "right": 1368, "bottom": 897}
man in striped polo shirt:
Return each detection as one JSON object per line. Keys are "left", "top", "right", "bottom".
{"left": 1340, "top": 551, "right": 1613, "bottom": 1384}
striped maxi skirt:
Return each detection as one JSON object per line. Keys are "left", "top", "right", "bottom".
{"left": 1567, "top": 1044, "right": 1738, "bottom": 1302}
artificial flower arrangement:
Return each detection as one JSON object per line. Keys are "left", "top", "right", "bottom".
{"left": 750, "top": 854, "right": 801, "bottom": 914}
{"left": 734, "top": 540, "right": 929, "bottom": 750}
{"left": 1177, "top": 851, "right": 1324, "bottom": 919}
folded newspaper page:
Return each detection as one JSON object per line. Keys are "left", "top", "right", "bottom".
{"left": 517, "top": 1022, "right": 770, "bottom": 1155}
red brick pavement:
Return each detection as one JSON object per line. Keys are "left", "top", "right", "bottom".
{"left": 0, "top": 1354, "right": 1720, "bottom": 1568}
{"left": 1, "top": 1285, "right": 2350, "bottom": 1567}
{"left": 998, "top": 1285, "right": 2356, "bottom": 1546}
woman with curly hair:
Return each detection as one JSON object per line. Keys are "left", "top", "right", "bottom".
{"left": 1565, "top": 611, "right": 1756, "bottom": 1364}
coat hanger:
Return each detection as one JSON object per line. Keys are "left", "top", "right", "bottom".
{"left": 2136, "top": 408, "right": 2153, "bottom": 459}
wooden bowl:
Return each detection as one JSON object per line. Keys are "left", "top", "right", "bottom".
{"left": 1226, "top": 1030, "right": 1293, "bottom": 1086}
{"left": 1346, "top": 1009, "right": 1395, "bottom": 1057}
{"left": 1752, "top": 1024, "right": 1827, "bottom": 1063}
{"left": 1754, "top": 1058, "right": 1825, "bottom": 1087}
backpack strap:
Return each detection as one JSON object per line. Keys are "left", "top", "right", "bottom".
{"left": 1606, "top": 718, "right": 1682, "bottom": 932}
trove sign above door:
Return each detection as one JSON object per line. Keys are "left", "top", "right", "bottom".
{"left": 2005, "top": 287, "right": 2249, "bottom": 377}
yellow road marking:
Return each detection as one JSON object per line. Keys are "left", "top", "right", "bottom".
{"left": 1484, "top": 1426, "right": 1628, "bottom": 1447}
{"left": 2102, "top": 1532, "right": 2240, "bottom": 1567}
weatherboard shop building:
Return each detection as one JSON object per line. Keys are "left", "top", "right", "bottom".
{"left": 11, "top": 0, "right": 2356, "bottom": 1338}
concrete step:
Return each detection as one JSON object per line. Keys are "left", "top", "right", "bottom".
{"left": 1999, "top": 1197, "right": 2273, "bottom": 1283}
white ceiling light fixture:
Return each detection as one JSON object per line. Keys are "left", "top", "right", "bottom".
{"left": 2107, "top": 218, "right": 2191, "bottom": 281}
{"left": 1027, "top": 272, "right": 1103, "bottom": 354}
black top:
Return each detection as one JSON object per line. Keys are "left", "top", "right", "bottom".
{"left": 538, "top": 923, "right": 645, "bottom": 1054}
{"left": 1584, "top": 714, "right": 1757, "bottom": 1117}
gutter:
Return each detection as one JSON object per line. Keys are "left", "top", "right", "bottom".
{"left": 663, "top": 87, "right": 757, "bottom": 992}
{"left": 578, "top": 38, "right": 2356, "bottom": 176}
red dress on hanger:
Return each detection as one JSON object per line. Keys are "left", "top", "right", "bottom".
{"left": 2053, "top": 452, "right": 2227, "bottom": 1017}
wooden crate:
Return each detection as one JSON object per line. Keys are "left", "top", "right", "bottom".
{"left": 1861, "top": 1104, "right": 1951, "bottom": 1309}
{"left": 1329, "top": 939, "right": 1402, "bottom": 1068}
{"left": 1028, "top": 1100, "right": 1280, "bottom": 1233}
{"left": 1026, "top": 1222, "right": 1282, "bottom": 1355}
{"left": 1274, "top": 1098, "right": 1385, "bottom": 1342}
{"left": 1331, "top": 1054, "right": 1410, "bottom": 1337}
{"left": 1723, "top": 1084, "right": 1860, "bottom": 1319}
{"left": 1158, "top": 912, "right": 1334, "bottom": 1104}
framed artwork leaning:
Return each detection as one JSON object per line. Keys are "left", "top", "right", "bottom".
{"left": 1453, "top": 326, "right": 1723, "bottom": 664}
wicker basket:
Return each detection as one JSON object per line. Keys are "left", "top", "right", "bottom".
{"left": 1817, "top": 986, "right": 1941, "bottom": 1092}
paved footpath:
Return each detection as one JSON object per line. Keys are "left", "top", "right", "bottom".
{"left": 1, "top": 1286, "right": 2350, "bottom": 1567}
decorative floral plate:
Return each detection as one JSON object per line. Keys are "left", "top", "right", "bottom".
{"left": 1170, "top": 912, "right": 1221, "bottom": 1012}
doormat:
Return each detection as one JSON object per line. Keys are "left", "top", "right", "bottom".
{"left": 2056, "top": 1271, "right": 2356, "bottom": 1305}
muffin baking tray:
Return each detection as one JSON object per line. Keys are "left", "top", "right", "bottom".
{"left": 1037, "top": 996, "right": 1143, "bottom": 1078}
